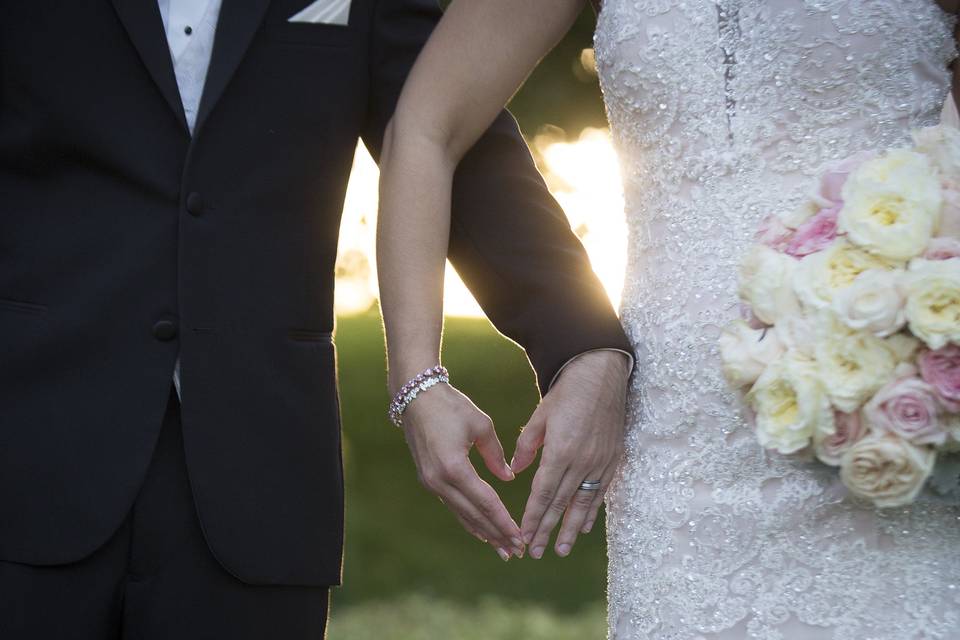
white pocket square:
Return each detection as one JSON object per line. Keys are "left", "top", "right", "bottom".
{"left": 288, "top": 0, "right": 352, "bottom": 26}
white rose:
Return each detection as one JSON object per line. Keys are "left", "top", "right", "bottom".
{"left": 719, "top": 320, "right": 785, "bottom": 388}
{"left": 793, "top": 240, "right": 901, "bottom": 311}
{"left": 840, "top": 434, "right": 936, "bottom": 508}
{"left": 738, "top": 244, "right": 801, "bottom": 324}
{"left": 838, "top": 150, "right": 942, "bottom": 261}
{"left": 912, "top": 125, "right": 960, "bottom": 183}
{"left": 746, "top": 351, "right": 835, "bottom": 455}
{"left": 830, "top": 268, "right": 906, "bottom": 337}
{"left": 884, "top": 332, "right": 922, "bottom": 364}
{"left": 773, "top": 313, "right": 819, "bottom": 358}
{"left": 778, "top": 200, "right": 819, "bottom": 229}
{"left": 903, "top": 258, "right": 960, "bottom": 349}
{"left": 813, "top": 317, "right": 898, "bottom": 413}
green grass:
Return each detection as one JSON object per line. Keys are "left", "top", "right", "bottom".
{"left": 329, "top": 311, "right": 608, "bottom": 638}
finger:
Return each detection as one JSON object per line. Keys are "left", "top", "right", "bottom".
{"left": 510, "top": 410, "right": 546, "bottom": 474}
{"left": 472, "top": 418, "right": 515, "bottom": 482}
{"left": 554, "top": 470, "right": 606, "bottom": 557}
{"left": 528, "top": 467, "right": 583, "bottom": 560}
{"left": 448, "top": 501, "right": 516, "bottom": 560}
{"left": 519, "top": 458, "right": 564, "bottom": 551}
{"left": 444, "top": 484, "right": 520, "bottom": 558}
{"left": 582, "top": 463, "right": 618, "bottom": 534}
{"left": 449, "top": 466, "right": 523, "bottom": 552}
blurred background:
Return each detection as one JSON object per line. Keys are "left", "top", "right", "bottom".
{"left": 327, "top": 6, "right": 628, "bottom": 639}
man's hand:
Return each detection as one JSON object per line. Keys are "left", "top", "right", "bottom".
{"left": 400, "top": 384, "right": 525, "bottom": 560}
{"left": 510, "top": 351, "right": 630, "bottom": 559}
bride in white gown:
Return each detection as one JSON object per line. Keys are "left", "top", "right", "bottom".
{"left": 376, "top": 1, "right": 960, "bottom": 638}
{"left": 595, "top": 1, "right": 960, "bottom": 638}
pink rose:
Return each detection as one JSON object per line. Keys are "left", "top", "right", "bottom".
{"left": 755, "top": 214, "right": 794, "bottom": 252}
{"left": 785, "top": 205, "right": 840, "bottom": 257}
{"left": 814, "top": 151, "right": 877, "bottom": 207}
{"left": 864, "top": 377, "right": 948, "bottom": 446}
{"left": 918, "top": 344, "right": 960, "bottom": 412}
{"left": 815, "top": 410, "right": 868, "bottom": 466}
{"left": 923, "top": 237, "right": 960, "bottom": 260}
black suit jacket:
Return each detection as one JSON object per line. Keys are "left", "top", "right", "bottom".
{"left": 0, "top": 0, "right": 631, "bottom": 586}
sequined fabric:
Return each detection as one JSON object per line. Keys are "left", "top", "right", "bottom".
{"left": 595, "top": 2, "right": 960, "bottom": 638}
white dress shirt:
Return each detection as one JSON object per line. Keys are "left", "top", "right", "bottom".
{"left": 154, "top": 0, "right": 632, "bottom": 397}
{"left": 158, "top": 0, "right": 222, "bottom": 397}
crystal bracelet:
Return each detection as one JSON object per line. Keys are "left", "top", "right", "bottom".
{"left": 388, "top": 365, "right": 450, "bottom": 427}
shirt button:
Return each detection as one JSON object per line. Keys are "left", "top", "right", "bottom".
{"left": 184, "top": 25, "right": 193, "bottom": 35}
{"left": 153, "top": 320, "right": 178, "bottom": 342}
{"left": 186, "top": 192, "right": 204, "bottom": 217}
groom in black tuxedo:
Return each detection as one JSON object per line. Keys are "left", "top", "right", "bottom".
{"left": 0, "top": 0, "right": 631, "bottom": 637}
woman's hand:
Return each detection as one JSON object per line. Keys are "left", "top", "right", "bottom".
{"left": 400, "top": 384, "right": 524, "bottom": 560}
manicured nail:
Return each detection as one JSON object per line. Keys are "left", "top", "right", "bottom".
{"left": 531, "top": 546, "right": 544, "bottom": 559}
{"left": 516, "top": 546, "right": 525, "bottom": 559}
{"left": 582, "top": 520, "right": 594, "bottom": 534}
{"left": 509, "top": 456, "right": 516, "bottom": 470}
{"left": 510, "top": 537, "right": 523, "bottom": 548}
{"left": 522, "top": 533, "right": 533, "bottom": 545}
{"left": 557, "top": 543, "right": 571, "bottom": 557}
{"left": 504, "top": 464, "right": 516, "bottom": 480}
{"left": 496, "top": 548, "right": 510, "bottom": 562}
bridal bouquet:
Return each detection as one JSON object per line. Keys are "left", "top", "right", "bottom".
{"left": 721, "top": 125, "right": 960, "bottom": 508}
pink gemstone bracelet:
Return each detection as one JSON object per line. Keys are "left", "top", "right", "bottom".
{"left": 388, "top": 365, "right": 450, "bottom": 427}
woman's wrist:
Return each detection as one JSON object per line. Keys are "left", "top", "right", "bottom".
{"left": 388, "top": 354, "right": 443, "bottom": 395}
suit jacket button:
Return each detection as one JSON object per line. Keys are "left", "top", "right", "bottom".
{"left": 186, "top": 192, "right": 204, "bottom": 216}
{"left": 153, "top": 320, "right": 178, "bottom": 341}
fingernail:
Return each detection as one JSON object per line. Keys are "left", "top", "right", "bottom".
{"left": 510, "top": 537, "right": 523, "bottom": 548}
{"left": 522, "top": 533, "right": 533, "bottom": 545}
{"left": 496, "top": 548, "right": 510, "bottom": 562}
{"left": 504, "top": 465, "right": 516, "bottom": 480}
{"left": 509, "top": 456, "right": 516, "bottom": 469}
{"left": 557, "top": 543, "right": 571, "bottom": 557}
{"left": 516, "top": 546, "right": 525, "bottom": 559}
{"left": 531, "top": 546, "right": 544, "bottom": 560}
{"left": 582, "top": 520, "right": 594, "bottom": 534}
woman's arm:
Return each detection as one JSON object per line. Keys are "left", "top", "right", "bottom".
{"left": 376, "top": 0, "right": 586, "bottom": 560}
{"left": 377, "top": 0, "right": 585, "bottom": 387}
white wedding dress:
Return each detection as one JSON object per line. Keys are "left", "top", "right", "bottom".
{"left": 595, "top": 1, "right": 960, "bottom": 638}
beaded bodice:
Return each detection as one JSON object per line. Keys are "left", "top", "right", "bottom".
{"left": 595, "top": 2, "right": 960, "bottom": 639}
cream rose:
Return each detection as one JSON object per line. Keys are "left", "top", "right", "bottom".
{"left": 814, "top": 318, "right": 897, "bottom": 413}
{"left": 738, "top": 245, "right": 801, "bottom": 324}
{"left": 839, "top": 435, "right": 936, "bottom": 507}
{"left": 912, "top": 125, "right": 960, "bottom": 183}
{"left": 884, "top": 333, "right": 922, "bottom": 364}
{"left": 719, "top": 321, "right": 785, "bottom": 388}
{"left": 838, "top": 150, "right": 942, "bottom": 261}
{"left": 746, "top": 351, "right": 835, "bottom": 455}
{"left": 903, "top": 258, "right": 960, "bottom": 349}
{"left": 830, "top": 268, "right": 906, "bottom": 337}
{"left": 793, "top": 240, "right": 901, "bottom": 311}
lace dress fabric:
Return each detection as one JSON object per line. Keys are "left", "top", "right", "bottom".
{"left": 595, "top": 2, "right": 960, "bottom": 638}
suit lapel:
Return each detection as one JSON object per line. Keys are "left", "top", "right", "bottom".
{"left": 110, "top": 0, "right": 188, "bottom": 132}
{"left": 194, "top": 0, "right": 273, "bottom": 136}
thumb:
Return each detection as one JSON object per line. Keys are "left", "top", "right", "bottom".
{"left": 510, "top": 410, "right": 546, "bottom": 474}
{"left": 474, "top": 418, "right": 515, "bottom": 482}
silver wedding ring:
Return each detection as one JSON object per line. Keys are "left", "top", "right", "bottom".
{"left": 578, "top": 480, "right": 602, "bottom": 492}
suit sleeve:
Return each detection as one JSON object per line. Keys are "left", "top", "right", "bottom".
{"left": 360, "top": 0, "right": 633, "bottom": 395}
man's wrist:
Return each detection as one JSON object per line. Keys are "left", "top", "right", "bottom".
{"left": 549, "top": 349, "right": 634, "bottom": 390}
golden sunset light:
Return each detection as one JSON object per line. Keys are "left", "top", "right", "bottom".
{"left": 334, "top": 127, "right": 627, "bottom": 318}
